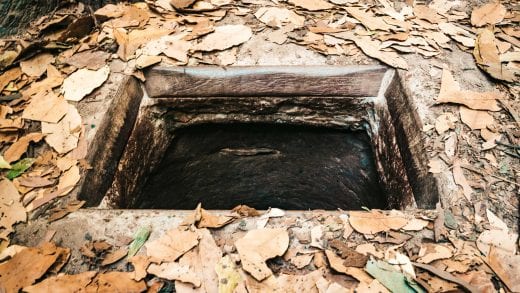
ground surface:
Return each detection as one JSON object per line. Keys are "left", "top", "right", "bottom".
{"left": 0, "top": 0, "right": 519, "bottom": 292}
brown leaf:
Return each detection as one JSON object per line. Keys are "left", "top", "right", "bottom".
{"left": 473, "top": 28, "right": 515, "bottom": 82}
{"left": 254, "top": 7, "right": 305, "bottom": 28}
{"left": 290, "top": 254, "right": 314, "bottom": 269}
{"left": 145, "top": 228, "right": 199, "bottom": 262}
{"left": 22, "top": 91, "right": 69, "bottom": 123}
{"left": 61, "top": 66, "right": 110, "bottom": 102}
{"left": 0, "top": 179, "right": 26, "bottom": 236}
{"left": 175, "top": 228, "right": 222, "bottom": 292}
{"left": 325, "top": 250, "right": 373, "bottom": 283}
{"left": 235, "top": 228, "right": 289, "bottom": 281}
{"left": 87, "top": 271, "right": 146, "bottom": 292}
{"left": 135, "top": 55, "right": 162, "bottom": 69}
{"left": 329, "top": 239, "right": 368, "bottom": 268}
{"left": 288, "top": 0, "right": 333, "bottom": 11}
{"left": 48, "top": 200, "right": 85, "bottom": 222}
{"left": 452, "top": 160, "right": 473, "bottom": 201}
{"left": 436, "top": 68, "right": 501, "bottom": 111}
{"left": 417, "top": 243, "right": 453, "bottom": 263}
{"left": 0, "top": 67, "right": 22, "bottom": 92}
{"left": 3, "top": 132, "right": 44, "bottom": 163}
{"left": 332, "top": 32, "right": 408, "bottom": 69}
{"left": 459, "top": 106, "right": 494, "bottom": 130}
{"left": 171, "top": 0, "right": 196, "bottom": 9}
{"left": 455, "top": 271, "right": 495, "bottom": 293}
{"left": 198, "top": 208, "right": 234, "bottom": 229}
{"left": 101, "top": 247, "right": 129, "bottom": 266}
{"left": 65, "top": 50, "right": 111, "bottom": 70}
{"left": 24, "top": 271, "right": 97, "bottom": 293}
{"left": 148, "top": 262, "right": 201, "bottom": 286}
{"left": 56, "top": 164, "right": 81, "bottom": 196}
{"left": 18, "top": 176, "right": 55, "bottom": 188}
{"left": 95, "top": 3, "right": 125, "bottom": 18}
{"left": 486, "top": 247, "right": 520, "bottom": 292}
{"left": 348, "top": 210, "right": 408, "bottom": 234}
{"left": 22, "top": 65, "right": 64, "bottom": 98}
{"left": 413, "top": 5, "right": 444, "bottom": 24}
{"left": 345, "top": 7, "right": 392, "bottom": 31}
{"left": 129, "top": 255, "right": 151, "bottom": 281}
{"left": 232, "top": 204, "right": 261, "bottom": 217}
{"left": 20, "top": 53, "right": 55, "bottom": 78}
{"left": 42, "top": 104, "right": 82, "bottom": 154}
{"left": 0, "top": 243, "right": 66, "bottom": 292}
{"left": 413, "top": 262, "right": 480, "bottom": 293}
{"left": 434, "top": 113, "right": 457, "bottom": 134}
{"left": 471, "top": 1, "right": 506, "bottom": 27}
{"left": 194, "top": 25, "right": 252, "bottom": 52}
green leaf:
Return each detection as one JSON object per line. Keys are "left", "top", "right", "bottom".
{"left": 127, "top": 226, "right": 151, "bottom": 258}
{"left": 365, "top": 259, "right": 425, "bottom": 293}
{"left": 0, "top": 155, "right": 11, "bottom": 169}
{"left": 6, "top": 158, "right": 35, "bottom": 180}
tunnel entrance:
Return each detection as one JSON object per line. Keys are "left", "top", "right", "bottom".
{"left": 138, "top": 123, "right": 387, "bottom": 210}
{"left": 79, "top": 66, "right": 440, "bottom": 210}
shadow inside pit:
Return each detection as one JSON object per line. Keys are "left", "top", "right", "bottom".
{"left": 137, "top": 123, "right": 388, "bottom": 210}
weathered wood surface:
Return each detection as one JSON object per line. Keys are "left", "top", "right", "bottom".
{"left": 145, "top": 66, "right": 387, "bottom": 98}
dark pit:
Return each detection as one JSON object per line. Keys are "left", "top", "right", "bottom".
{"left": 138, "top": 123, "right": 386, "bottom": 210}
{"left": 79, "top": 66, "right": 440, "bottom": 211}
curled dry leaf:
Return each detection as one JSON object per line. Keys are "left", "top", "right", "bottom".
{"left": 3, "top": 132, "right": 44, "bottom": 163}
{"left": 42, "top": 104, "right": 82, "bottom": 154}
{"left": 459, "top": 106, "right": 494, "bottom": 130}
{"left": 254, "top": 7, "right": 305, "bottom": 28}
{"left": 145, "top": 228, "right": 199, "bottom": 262}
{"left": 61, "top": 65, "right": 110, "bottom": 101}
{"left": 436, "top": 68, "right": 501, "bottom": 111}
{"left": 24, "top": 271, "right": 97, "bottom": 293}
{"left": 288, "top": 0, "right": 332, "bottom": 11}
{"left": 471, "top": 1, "right": 506, "bottom": 27}
{"left": 235, "top": 228, "right": 289, "bottom": 281}
{"left": 348, "top": 210, "right": 408, "bottom": 234}
{"left": 194, "top": 25, "right": 252, "bottom": 52}
{"left": 198, "top": 208, "right": 234, "bottom": 229}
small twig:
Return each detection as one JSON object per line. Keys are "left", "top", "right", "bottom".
{"left": 87, "top": 5, "right": 99, "bottom": 29}
{"left": 496, "top": 141, "right": 520, "bottom": 149}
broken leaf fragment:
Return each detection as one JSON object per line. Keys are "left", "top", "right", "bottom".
{"left": 22, "top": 91, "right": 69, "bottom": 123}
{"left": 3, "top": 133, "right": 44, "bottom": 163}
{"left": 6, "top": 158, "right": 35, "bottom": 180}
{"left": 235, "top": 228, "right": 289, "bottom": 281}
{"left": 288, "top": 0, "right": 333, "bottom": 11}
{"left": 42, "top": 104, "right": 82, "bottom": 154}
{"left": 348, "top": 210, "right": 408, "bottom": 234}
{"left": 61, "top": 65, "right": 110, "bottom": 101}
{"left": 145, "top": 227, "right": 199, "bottom": 261}
{"left": 0, "top": 179, "right": 27, "bottom": 237}
{"left": 194, "top": 25, "right": 252, "bottom": 52}
{"left": 471, "top": 1, "right": 506, "bottom": 27}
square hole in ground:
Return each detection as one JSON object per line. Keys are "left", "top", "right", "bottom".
{"left": 79, "top": 66, "right": 439, "bottom": 210}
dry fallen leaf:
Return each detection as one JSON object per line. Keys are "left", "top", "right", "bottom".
{"left": 171, "top": 0, "right": 196, "bottom": 9}
{"left": 101, "top": 247, "right": 128, "bottom": 266}
{"left": 148, "top": 262, "right": 201, "bottom": 286}
{"left": 452, "top": 160, "right": 473, "bottom": 201}
{"left": 0, "top": 179, "right": 27, "bottom": 237}
{"left": 145, "top": 228, "right": 199, "bottom": 262}
{"left": 473, "top": 28, "right": 515, "bottom": 82}
{"left": 42, "top": 104, "right": 82, "bottom": 154}
{"left": 20, "top": 53, "right": 54, "bottom": 78}
{"left": 135, "top": 55, "right": 162, "bottom": 69}
{"left": 65, "top": 50, "right": 111, "bottom": 70}
{"left": 86, "top": 271, "right": 146, "bottom": 292}
{"left": 61, "top": 65, "right": 110, "bottom": 101}
{"left": 471, "top": 1, "right": 506, "bottom": 27}
{"left": 235, "top": 228, "right": 289, "bottom": 281}
{"left": 459, "top": 106, "right": 494, "bottom": 130}
{"left": 24, "top": 271, "right": 97, "bottom": 293}
{"left": 417, "top": 244, "right": 453, "bottom": 263}
{"left": 198, "top": 208, "right": 234, "bottom": 229}
{"left": 435, "top": 113, "right": 457, "bottom": 134}
{"left": 413, "top": 5, "right": 444, "bottom": 24}
{"left": 0, "top": 243, "right": 66, "bottom": 292}
{"left": 348, "top": 210, "right": 408, "bottom": 234}
{"left": 436, "top": 68, "right": 501, "bottom": 111}
{"left": 175, "top": 228, "right": 222, "bottom": 292}
{"left": 3, "top": 132, "right": 44, "bottom": 163}
{"left": 254, "top": 7, "right": 305, "bottom": 28}
{"left": 345, "top": 7, "right": 392, "bottom": 31}
{"left": 0, "top": 67, "right": 22, "bottom": 92}
{"left": 401, "top": 218, "right": 429, "bottom": 231}
{"left": 288, "top": 0, "right": 332, "bottom": 11}
{"left": 22, "top": 91, "right": 69, "bottom": 123}
{"left": 325, "top": 250, "right": 373, "bottom": 283}
{"left": 194, "top": 25, "right": 252, "bottom": 52}
{"left": 333, "top": 32, "right": 408, "bottom": 69}
{"left": 487, "top": 246, "right": 520, "bottom": 292}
